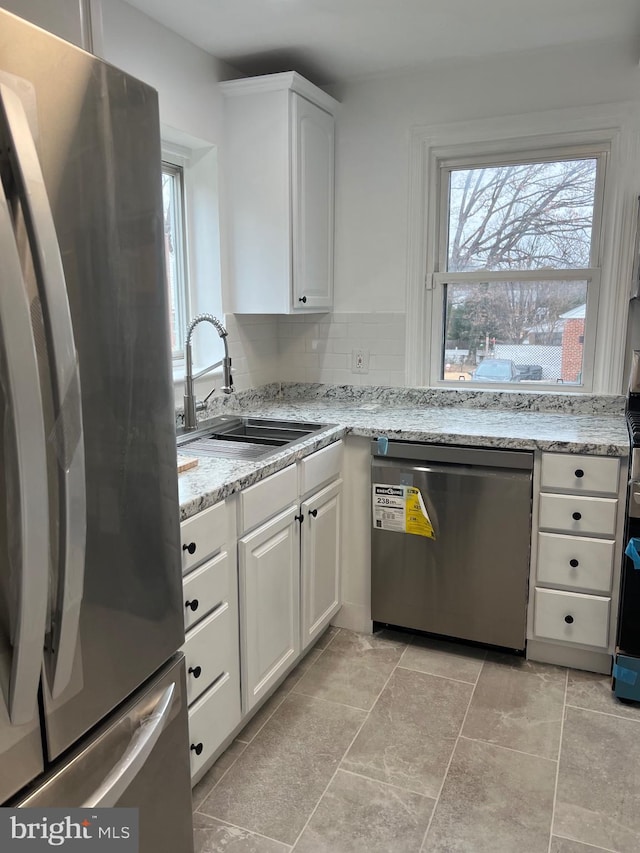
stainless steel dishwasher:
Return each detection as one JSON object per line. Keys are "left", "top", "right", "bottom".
{"left": 371, "top": 440, "right": 533, "bottom": 650}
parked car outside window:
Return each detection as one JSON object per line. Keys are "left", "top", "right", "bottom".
{"left": 471, "top": 359, "right": 520, "bottom": 382}
{"left": 515, "top": 364, "right": 543, "bottom": 381}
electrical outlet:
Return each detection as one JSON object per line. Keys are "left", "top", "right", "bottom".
{"left": 352, "top": 349, "right": 370, "bottom": 373}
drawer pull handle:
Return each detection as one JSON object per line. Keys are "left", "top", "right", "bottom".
{"left": 294, "top": 513, "right": 304, "bottom": 524}
{"left": 309, "top": 509, "right": 318, "bottom": 518}
{"left": 183, "top": 542, "right": 197, "bottom": 555}
{"left": 572, "top": 512, "right": 582, "bottom": 521}
{"left": 575, "top": 469, "right": 585, "bottom": 478}
{"left": 185, "top": 599, "right": 199, "bottom": 612}
{"left": 188, "top": 666, "right": 202, "bottom": 679}
{"left": 569, "top": 559, "right": 579, "bottom": 568}
{"left": 190, "top": 742, "right": 204, "bottom": 756}
{"left": 564, "top": 614, "right": 574, "bottom": 624}
{"left": 298, "top": 295, "right": 307, "bottom": 304}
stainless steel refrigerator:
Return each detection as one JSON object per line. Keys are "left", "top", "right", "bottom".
{"left": 0, "top": 9, "right": 194, "bottom": 850}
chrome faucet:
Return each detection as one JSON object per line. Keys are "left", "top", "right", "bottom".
{"left": 183, "top": 313, "right": 233, "bottom": 430}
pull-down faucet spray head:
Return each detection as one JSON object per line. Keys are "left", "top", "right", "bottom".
{"left": 183, "top": 313, "right": 233, "bottom": 430}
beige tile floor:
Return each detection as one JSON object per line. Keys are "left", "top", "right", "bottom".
{"left": 192, "top": 627, "right": 640, "bottom": 853}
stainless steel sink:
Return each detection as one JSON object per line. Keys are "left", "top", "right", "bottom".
{"left": 176, "top": 416, "right": 329, "bottom": 460}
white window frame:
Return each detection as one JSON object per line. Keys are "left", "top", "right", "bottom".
{"left": 405, "top": 105, "right": 640, "bottom": 395}
{"left": 162, "top": 155, "right": 190, "bottom": 361}
{"left": 162, "top": 132, "right": 224, "bottom": 386}
{"left": 431, "top": 144, "right": 606, "bottom": 391}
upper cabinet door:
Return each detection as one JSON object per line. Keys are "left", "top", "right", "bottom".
{"left": 221, "top": 72, "right": 339, "bottom": 315}
{"left": 291, "top": 94, "right": 335, "bottom": 312}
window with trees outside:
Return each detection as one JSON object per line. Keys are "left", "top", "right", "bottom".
{"left": 162, "top": 161, "right": 189, "bottom": 359}
{"left": 434, "top": 147, "right": 605, "bottom": 387}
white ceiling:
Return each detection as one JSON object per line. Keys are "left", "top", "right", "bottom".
{"left": 125, "top": 0, "right": 640, "bottom": 86}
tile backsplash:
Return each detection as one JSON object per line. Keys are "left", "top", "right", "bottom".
{"left": 277, "top": 312, "right": 406, "bottom": 386}
{"left": 225, "top": 314, "right": 280, "bottom": 391}
{"left": 180, "top": 312, "right": 408, "bottom": 410}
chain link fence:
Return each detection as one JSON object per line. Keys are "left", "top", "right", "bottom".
{"left": 444, "top": 344, "right": 581, "bottom": 383}
{"left": 493, "top": 344, "right": 563, "bottom": 381}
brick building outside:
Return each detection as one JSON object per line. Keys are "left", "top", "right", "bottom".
{"left": 560, "top": 304, "right": 585, "bottom": 383}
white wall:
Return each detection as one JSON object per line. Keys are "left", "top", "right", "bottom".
{"left": 97, "top": 1, "right": 280, "bottom": 401}
{"left": 99, "top": 0, "right": 228, "bottom": 327}
{"left": 330, "top": 37, "right": 640, "bottom": 316}
{"left": 98, "top": 0, "right": 230, "bottom": 145}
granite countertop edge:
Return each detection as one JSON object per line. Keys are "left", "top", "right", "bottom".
{"left": 178, "top": 399, "right": 629, "bottom": 521}
{"left": 178, "top": 425, "right": 346, "bottom": 521}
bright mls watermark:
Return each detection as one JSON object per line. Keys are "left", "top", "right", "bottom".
{"left": 0, "top": 809, "right": 138, "bottom": 850}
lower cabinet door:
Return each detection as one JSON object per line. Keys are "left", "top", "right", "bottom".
{"left": 239, "top": 505, "right": 300, "bottom": 713}
{"left": 301, "top": 478, "right": 342, "bottom": 651}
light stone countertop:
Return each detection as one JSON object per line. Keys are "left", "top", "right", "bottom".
{"left": 178, "top": 394, "right": 629, "bottom": 521}
{"left": 178, "top": 423, "right": 345, "bottom": 521}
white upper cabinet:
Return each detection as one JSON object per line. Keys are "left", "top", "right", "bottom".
{"left": 221, "top": 72, "right": 339, "bottom": 314}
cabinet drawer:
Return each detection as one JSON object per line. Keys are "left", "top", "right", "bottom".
{"left": 183, "top": 550, "right": 232, "bottom": 631}
{"left": 299, "top": 440, "right": 343, "bottom": 496}
{"left": 183, "top": 603, "right": 236, "bottom": 705}
{"left": 540, "top": 453, "right": 619, "bottom": 495}
{"left": 537, "top": 532, "right": 615, "bottom": 594}
{"left": 240, "top": 464, "right": 297, "bottom": 533}
{"left": 188, "top": 671, "right": 241, "bottom": 780}
{"left": 538, "top": 493, "right": 617, "bottom": 537}
{"left": 180, "top": 500, "right": 227, "bottom": 574}
{"left": 534, "top": 588, "right": 610, "bottom": 648}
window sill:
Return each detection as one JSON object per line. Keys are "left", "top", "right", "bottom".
{"left": 432, "top": 379, "right": 585, "bottom": 393}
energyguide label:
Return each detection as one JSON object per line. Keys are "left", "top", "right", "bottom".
{"left": 372, "top": 484, "right": 435, "bottom": 539}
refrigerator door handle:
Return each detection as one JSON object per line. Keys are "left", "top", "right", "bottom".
{"left": 82, "top": 682, "right": 177, "bottom": 808}
{"left": 0, "top": 83, "right": 87, "bottom": 699}
{"left": 0, "top": 174, "right": 49, "bottom": 725}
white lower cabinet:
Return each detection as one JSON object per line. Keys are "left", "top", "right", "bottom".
{"left": 237, "top": 442, "right": 343, "bottom": 713}
{"left": 187, "top": 672, "right": 240, "bottom": 779}
{"left": 239, "top": 505, "right": 301, "bottom": 713}
{"left": 180, "top": 498, "right": 241, "bottom": 782}
{"left": 182, "top": 550, "right": 232, "bottom": 631}
{"left": 534, "top": 588, "right": 610, "bottom": 648}
{"left": 529, "top": 450, "right": 625, "bottom": 672}
{"left": 180, "top": 440, "right": 344, "bottom": 783}
{"left": 536, "top": 532, "right": 614, "bottom": 594}
{"left": 538, "top": 493, "right": 617, "bottom": 538}
{"left": 183, "top": 603, "right": 237, "bottom": 706}
{"left": 301, "top": 478, "right": 342, "bottom": 651}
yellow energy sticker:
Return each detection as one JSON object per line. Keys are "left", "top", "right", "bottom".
{"left": 405, "top": 487, "right": 435, "bottom": 539}
{"left": 372, "top": 484, "right": 436, "bottom": 539}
